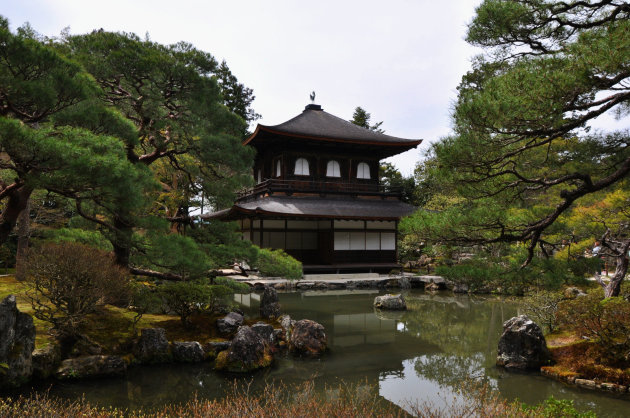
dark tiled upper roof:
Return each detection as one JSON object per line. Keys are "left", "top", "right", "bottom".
{"left": 202, "top": 195, "right": 417, "bottom": 221}
{"left": 244, "top": 104, "right": 422, "bottom": 147}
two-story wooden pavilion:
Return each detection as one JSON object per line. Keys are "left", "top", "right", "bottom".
{"left": 205, "top": 103, "right": 422, "bottom": 273}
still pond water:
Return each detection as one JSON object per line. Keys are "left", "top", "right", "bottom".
{"left": 14, "top": 289, "right": 630, "bottom": 416}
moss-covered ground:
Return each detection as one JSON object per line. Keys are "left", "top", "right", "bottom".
{"left": 0, "top": 275, "right": 232, "bottom": 352}
{"left": 544, "top": 331, "right": 630, "bottom": 386}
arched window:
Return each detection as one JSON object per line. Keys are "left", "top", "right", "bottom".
{"left": 275, "top": 160, "right": 282, "bottom": 177}
{"left": 257, "top": 169, "right": 262, "bottom": 184}
{"left": 294, "top": 157, "right": 310, "bottom": 175}
{"left": 357, "top": 162, "right": 371, "bottom": 179}
{"left": 326, "top": 160, "right": 341, "bottom": 177}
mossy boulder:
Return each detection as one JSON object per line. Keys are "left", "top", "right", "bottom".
{"left": 133, "top": 328, "right": 172, "bottom": 364}
{"left": 259, "top": 286, "right": 280, "bottom": 319}
{"left": 171, "top": 341, "right": 204, "bottom": 363}
{"left": 216, "top": 312, "right": 244, "bottom": 335}
{"left": 373, "top": 294, "right": 407, "bottom": 310}
{"left": 0, "top": 295, "right": 35, "bottom": 388}
{"left": 289, "top": 319, "right": 327, "bottom": 356}
{"left": 214, "top": 326, "right": 273, "bottom": 372}
{"left": 55, "top": 355, "right": 126, "bottom": 379}
{"left": 497, "top": 315, "right": 552, "bottom": 370}
{"left": 32, "top": 344, "right": 61, "bottom": 379}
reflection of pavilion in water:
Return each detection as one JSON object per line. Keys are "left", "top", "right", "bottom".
{"left": 237, "top": 290, "right": 441, "bottom": 364}
{"left": 237, "top": 290, "right": 400, "bottom": 348}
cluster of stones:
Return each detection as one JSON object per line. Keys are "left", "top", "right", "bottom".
{"left": 1, "top": 287, "right": 328, "bottom": 386}
{"left": 541, "top": 368, "right": 630, "bottom": 393}
{"left": 495, "top": 314, "right": 630, "bottom": 396}
{"left": 214, "top": 286, "right": 327, "bottom": 372}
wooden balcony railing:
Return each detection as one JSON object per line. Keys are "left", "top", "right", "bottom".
{"left": 237, "top": 179, "right": 401, "bottom": 200}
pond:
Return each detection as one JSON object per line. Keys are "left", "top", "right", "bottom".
{"left": 10, "top": 289, "right": 630, "bottom": 415}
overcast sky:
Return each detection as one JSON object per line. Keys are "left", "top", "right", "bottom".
{"left": 4, "top": 0, "right": 485, "bottom": 175}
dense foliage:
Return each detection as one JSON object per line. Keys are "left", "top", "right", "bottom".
{"left": 0, "top": 17, "right": 302, "bottom": 284}
{"left": 401, "top": 0, "right": 630, "bottom": 295}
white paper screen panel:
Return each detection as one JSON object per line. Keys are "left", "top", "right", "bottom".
{"left": 334, "top": 232, "right": 350, "bottom": 250}
{"left": 366, "top": 232, "right": 380, "bottom": 250}
{"left": 381, "top": 233, "right": 396, "bottom": 250}
{"left": 350, "top": 232, "right": 366, "bottom": 250}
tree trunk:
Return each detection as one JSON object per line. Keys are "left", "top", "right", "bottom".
{"left": 15, "top": 197, "right": 31, "bottom": 281}
{"left": 112, "top": 217, "right": 133, "bottom": 267}
{"left": 0, "top": 185, "right": 33, "bottom": 245}
{"left": 604, "top": 252, "right": 629, "bottom": 298}
{"left": 129, "top": 267, "right": 184, "bottom": 281}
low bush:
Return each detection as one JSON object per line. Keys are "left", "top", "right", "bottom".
{"left": 157, "top": 280, "right": 233, "bottom": 326}
{"left": 256, "top": 248, "right": 302, "bottom": 280}
{"left": 24, "top": 243, "right": 131, "bottom": 337}
{"left": 523, "top": 290, "right": 565, "bottom": 333}
{"left": 557, "top": 290, "right": 630, "bottom": 367}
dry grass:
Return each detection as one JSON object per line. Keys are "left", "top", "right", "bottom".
{"left": 546, "top": 339, "right": 630, "bottom": 385}
{"left": 0, "top": 380, "right": 586, "bottom": 418}
{"left": 545, "top": 330, "right": 581, "bottom": 348}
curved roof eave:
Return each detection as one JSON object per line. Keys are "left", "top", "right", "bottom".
{"left": 244, "top": 126, "right": 422, "bottom": 148}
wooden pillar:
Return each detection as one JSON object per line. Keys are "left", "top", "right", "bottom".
{"left": 395, "top": 220, "right": 399, "bottom": 264}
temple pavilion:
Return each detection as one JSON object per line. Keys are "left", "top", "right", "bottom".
{"left": 205, "top": 103, "right": 422, "bottom": 273}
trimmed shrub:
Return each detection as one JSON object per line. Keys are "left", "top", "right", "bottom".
{"left": 157, "top": 280, "right": 233, "bottom": 326}
{"left": 256, "top": 248, "right": 302, "bottom": 280}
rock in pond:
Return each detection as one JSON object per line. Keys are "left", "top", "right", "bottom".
{"left": 171, "top": 341, "right": 205, "bottom": 363}
{"left": 496, "top": 315, "right": 552, "bottom": 370}
{"left": 373, "top": 294, "right": 407, "bottom": 310}
{"left": 133, "top": 328, "right": 171, "bottom": 363}
{"left": 216, "top": 312, "right": 244, "bottom": 335}
{"left": 452, "top": 283, "right": 469, "bottom": 294}
{"left": 55, "top": 355, "right": 126, "bottom": 379}
{"left": 32, "top": 344, "right": 61, "bottom": 379}
{"left": 260, "top": 286, "right": 281, "bottom": 319}
{"left": 252, "top": 322, "right": 275, "bottom": 345}
{"left": 204, "top": 340, "right": 230, "bottom": 355}
{"left": 215, "top": 326, "right": 273, "bottom": 372}
{"left": 279, "top": 314, "right": 295, "bottom": 342}
{"left": 0, "top": 295, "right": 35, "bottom": 388}
{"left": 289, "top": 319, "right": 327, "bottom": 356}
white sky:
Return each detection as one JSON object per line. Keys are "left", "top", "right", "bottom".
{"left": 4, "top": 0, "right": 482, "bottom": 175}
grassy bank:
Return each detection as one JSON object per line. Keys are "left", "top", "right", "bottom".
{"left": 0, "top": 275, "right": 231, "bottom": 352}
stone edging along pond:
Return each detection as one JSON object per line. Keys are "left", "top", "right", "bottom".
{"left": 540, "top": 367, "right": 630, "bottom": 395}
